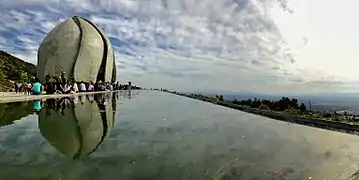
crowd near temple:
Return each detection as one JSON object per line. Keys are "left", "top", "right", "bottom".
{"left": 13, "top": 71, "right": 139, "bottom": 95}
{"left": 9, "top": 16, "right": 144, "bottom": 96}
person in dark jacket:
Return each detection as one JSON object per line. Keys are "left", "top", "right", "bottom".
{"left": 60, "top": 71, "right": 67, "bottom": 86}
{"left": 44, "top": 75, "right": 56, "bottom": 94}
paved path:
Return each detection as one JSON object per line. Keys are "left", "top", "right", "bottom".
{"left": 0, "top": 91, "right": 119, "bottom": 103}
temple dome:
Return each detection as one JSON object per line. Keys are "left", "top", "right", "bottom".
{"left": 37, "top": 16, "right": 116, "bottom": 83}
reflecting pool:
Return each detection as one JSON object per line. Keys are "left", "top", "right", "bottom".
{"left": 0, "top": 91, "right": 359, "bottom": 180}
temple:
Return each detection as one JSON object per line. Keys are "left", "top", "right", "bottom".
{"left": 37, "top": 16, "right": 116, "bottom": 83}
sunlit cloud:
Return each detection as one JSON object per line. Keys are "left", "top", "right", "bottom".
{"left": 0, "top": 0, "right": 357, "bottom": 93}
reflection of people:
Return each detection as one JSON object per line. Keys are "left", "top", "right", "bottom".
{"left": 45, "top": 98, "right": 56, "bottom": 109}
{"left": 59, "top": 97, "right": 72, "bottom": 115}
{"left": 87, "top": 94, "right": 94, "bottom": 104}
{"left": 79, "top": 96, "right": 85, "bottom": 104}
{"left": 94, "top": 94, "right": 105, "bottom": 105}
{"left": 73, "top": 96, "right": 78, "bottom": 104}
{"left": 33, "top": 100, "right": 43, "bottom": 114}
{"left": 45, "top": 99, "right": 56, "bottom": 117}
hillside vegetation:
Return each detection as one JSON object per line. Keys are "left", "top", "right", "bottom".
{"left": 0, "top": 101, "right": 34, "bottom": 127}
{"left": 0, "top": 51, "right": 36, "bottom": 91}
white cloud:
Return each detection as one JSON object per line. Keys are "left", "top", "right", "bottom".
{"left": 0, "top": 0, "right": 356, "bottom": 94}
{"left": 269, "top": 0, "right": 359, "bottom": 84}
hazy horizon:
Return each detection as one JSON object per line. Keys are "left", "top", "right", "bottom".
{"left": 183, "top": 90, "right": 359, "bottom": 111}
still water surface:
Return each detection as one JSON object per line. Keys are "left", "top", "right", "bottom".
{"left": 0, "top": 91, "right": 359, "bottom": 180}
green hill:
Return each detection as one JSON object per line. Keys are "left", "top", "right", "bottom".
{"left": 0, "top": 51, "right": 36, "bottom": 91}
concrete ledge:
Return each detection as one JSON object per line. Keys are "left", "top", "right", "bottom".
{"left": 170, "top": 92, "right": 359, "bottom": 134}
{"left": 0, "top": 91, "right": 120, "bottom": 103}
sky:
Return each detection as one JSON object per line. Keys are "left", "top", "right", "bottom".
{"left": 0, "top": 0, "right": 358, "bottom": 94}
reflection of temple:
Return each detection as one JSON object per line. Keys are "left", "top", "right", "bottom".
{"left": 38, "top": 92, "right": 117, "bottom": 159}
{"left": 0, "top": 91, "right": 133, "bottom": 129}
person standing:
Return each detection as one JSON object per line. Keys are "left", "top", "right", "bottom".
{"left": 105, "top": 82, "right": 111, "bottom": 91}
{"left": 14, "top": 82, "right": 18, "bottom": 94}
{"left": 32, "top": 78, "right": 43, "bottom": 95}
{"left": 128, "top": 81, "right": 132, "bottom": 91}
{"left": 23, "top": 82, "right": 28, "bottom": 95}
{"left": 79, "top": 81, "right": 86, "bottom": 92}
{"left": 73, "top": 82, "right": 79, "bottom": 93}
{"left": 18, "top": 83, "right": 22, "bottom": 93}
{"left": 60, "top": 71, "right": 67, "bottom": 86}
{"left": 44, "top": 75, "right": 55, "bottom": 95}
{"left": 27, "top": 82, "right": 32, "bottom": 95}
{"left": 116, "top": 81, "right": 119, "bottom": 90}
{"left": 88, "top": 81, "right": 94, "bottom": 92}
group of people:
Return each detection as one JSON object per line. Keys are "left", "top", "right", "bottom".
{"left": 13, "top": 81, "right": 33, "bottom": 95}
{"left": 15, "top": 71, "right": 132, "bottom": 95}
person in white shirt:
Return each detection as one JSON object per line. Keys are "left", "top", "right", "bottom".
{"left": 79, "top": 81, "right": 86, "bottom": 92}
{"left": 27, "top": 83, "right": 32, "bottom": 95}
{"left": 64, "top": 84, "right": 72, "bottom": 94}
{"left": 88, "top": 82, "right": 94, "bottom": 92}
{"left": 73, "top": 82, "right": 79, "bottom": 93}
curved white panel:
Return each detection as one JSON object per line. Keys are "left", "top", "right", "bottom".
{"left": 89, "top": 22, "right": 114, "bottom": 82}
{"left": 105, "top": 43, "right": 114, "bottom": 82}
{"left": 74, "top": 97, "right": 104, "bottom": 156}
{"left": 112, "top": 52, "right": 117, "bottom": 82}
{"left": 73, "top": 18, "right": 104, "bottom": 82}
{"left": 37, "top": 19, "right": 80, "bottom": 82}
{"left": 38, "top": 107, "right": 81, "bottom": 158}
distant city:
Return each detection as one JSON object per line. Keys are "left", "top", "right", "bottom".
{"left": 152, "top": 89, "right": 359, "bottom": 115}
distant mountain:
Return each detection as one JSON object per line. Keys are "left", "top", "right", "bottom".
{"left": 0, "top": 51, "right": 36, "bottom": 91}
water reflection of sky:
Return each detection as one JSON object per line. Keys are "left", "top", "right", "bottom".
{"left": 0, "top": 91, "right": 359, "bottom": 180}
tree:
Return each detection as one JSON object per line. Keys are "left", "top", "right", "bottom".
{"left": 299, "top": 103, "right": 307, "bottom": 113}
{"left": 241, "top": 98, "right": 252, "bottom": 106}
{"left": 277, "top": 97, "right": 290, "bottom": 111}
{"left": 219, "top": 95, "right": 224, "bottom": 101}
{"left": 323, "top": 112, "right": 331, "bottom": 118}
{"left": 290, "top": 98, "right": 299, "bottom": 109}
{"left": 261, "top": 100, "right": 271, "bottom": 106}
{"left": 19, "top": 72, "right": 28, "bottom": 83}
{"left": 232, "top": 99, "right": 239, "bottom": 104}
{"left": 259, "top": 104, "right": 270, "bottom": 110}
{"left": 251, "top": 98, "right": 261, "bottom": 108}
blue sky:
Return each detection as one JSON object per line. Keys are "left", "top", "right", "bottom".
{"left": 1, "top": 0, "right": 359, "bottom": 94}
